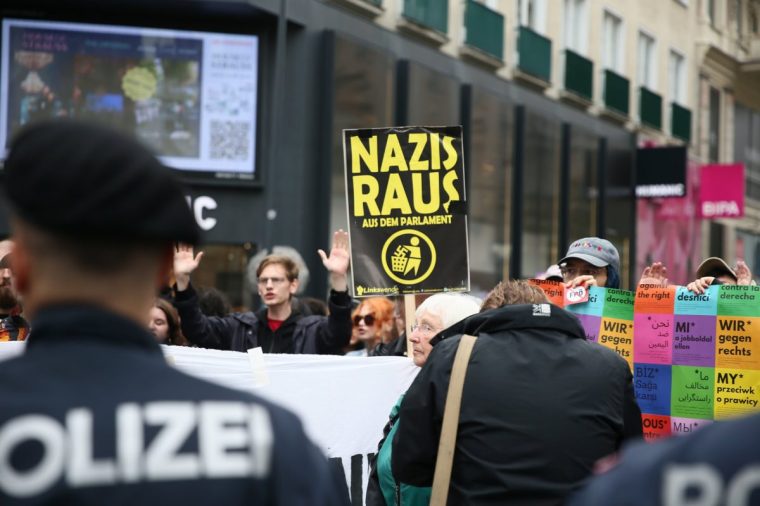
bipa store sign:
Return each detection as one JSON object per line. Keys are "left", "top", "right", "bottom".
{"left": 698, "top": 164, "right": 745, "bottom": 219}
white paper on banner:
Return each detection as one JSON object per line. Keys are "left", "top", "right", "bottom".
{"left": 246, "top": 346, "right": 270, "bottom": 387}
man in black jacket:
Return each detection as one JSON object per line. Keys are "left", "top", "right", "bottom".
{"left": 0, "top": 119, "right": 347, "bottom": 505}
{"left": 392, "top": 280, "right": 643, "bottom": 505}
{"left": 567, "top": 410, "right": 760, "bottom": 506}
{"left": 172, "top": 233, "right": 352, "bottom": 353}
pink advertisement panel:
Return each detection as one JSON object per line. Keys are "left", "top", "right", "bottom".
{"left": 698, "top": 163, "right": 745, "bottom": 219}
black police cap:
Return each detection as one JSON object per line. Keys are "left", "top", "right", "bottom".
{"left": 4, "top": 119, "right": 200, "bottom": 245}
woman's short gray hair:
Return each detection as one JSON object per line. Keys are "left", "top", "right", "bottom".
{"left": 415, "top": 293, "right": 482, "bottom": 330}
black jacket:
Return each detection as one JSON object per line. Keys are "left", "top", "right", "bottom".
{"left": 369, "top": 332, "right": 408, "bottom": 357}
{"left": 392, "top": 303, "right": 643, "bottom": 506}
{"left": 173, "top": 283, "right": 352, "bottom": 353}
{"left": 0, "top": 305, "right": 348, "bottom": 505}
{"left": 568, "top": 411, "right": 760, "bottom": 506}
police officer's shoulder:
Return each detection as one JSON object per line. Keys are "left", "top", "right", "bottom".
{"left": 570, "top": 413, "right": 760, "bottom": 505}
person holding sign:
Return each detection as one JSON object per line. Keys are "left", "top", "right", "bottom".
{"left": 392, "top": 280, "right": 642, "bottom": 505}
{"left": 558, "top": 237, "right": 622, "bottom": 289}
{"left": 637, "top": 257, "right": 754, "bottom": 293}
{"left": 686, "top": 257, "right": 754, "bottom": 294}
{"left": 172, "top": 232, "right": 353, "bottom": 354}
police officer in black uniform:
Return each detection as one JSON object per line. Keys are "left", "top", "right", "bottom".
{"left": 0, "top": 120, "right": 348, "bottom": 505}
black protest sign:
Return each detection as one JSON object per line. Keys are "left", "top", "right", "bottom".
{"left": 343, "top": 126, "right": 470, "bottom": 296}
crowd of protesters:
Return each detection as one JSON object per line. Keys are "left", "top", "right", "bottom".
{"left": 0, "top": 118, "right": 758, "bottom": 505}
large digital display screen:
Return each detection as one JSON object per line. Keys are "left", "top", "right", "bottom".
{"left": 1, "top": 18, "right": 259, "bottom": 180}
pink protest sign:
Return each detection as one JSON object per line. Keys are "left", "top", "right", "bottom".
{"left": 698, "top": 164, "right": 745, "bottom": 219}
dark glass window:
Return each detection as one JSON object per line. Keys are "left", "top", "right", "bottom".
{"left": 521, "top": 110, "right": 560, "bottom": 278}
{"left": 406, "top": 62, "right": 460, "bottom": 125}
{"left": 734, "top": 102, "right": 760, "bottom": 201}
{"left": 190, "top": 244, "right": 253, "bottom": 311}
{"left": 330, "top": 35, "right": 395, "bottom": 235}
{"left": 469, "top": 87, "right": 513, "bottom": 294}
{"left": 709, "top": 86, "right": 721, "bottom": 163}
{"left": 604, "top": 140, "right": 634, "bottom": 288}
{"left": 568, "top": 126, "right": 599, "bottom": 242}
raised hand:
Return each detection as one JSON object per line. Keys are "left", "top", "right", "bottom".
{"left": 638, "top": 262, "right": 669, "bottom": 287}
{"left": 174, "top": 243, "right": 204, "bottom": 291}
{"left": 318, "top": 229, "right": 350, "bottom": 291}
{"left": 686, "top": 276, "right": 713, "bottom": 295}
{"left": 735, "top": 260, "right": 754, "bottom": 286}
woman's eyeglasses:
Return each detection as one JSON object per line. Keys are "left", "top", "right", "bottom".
{"left": 353, "top": 314, "right": 375, "bottom": 326}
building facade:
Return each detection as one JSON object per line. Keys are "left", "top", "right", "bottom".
{"left": 1, "top": 0, "right": 757, "bottom": 303}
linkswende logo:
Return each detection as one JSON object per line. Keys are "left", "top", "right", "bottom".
{"left": 381, "top": 229, "right": 436, "bottom": 285}
{"left": 353, "top": 285, "right": 399, "bottom": 296}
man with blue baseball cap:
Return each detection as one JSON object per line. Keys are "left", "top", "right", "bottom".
{"left": 557, "top": 237, "right": 622, "bottom": 289}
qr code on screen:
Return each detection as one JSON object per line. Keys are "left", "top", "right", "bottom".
{"left": 209, "top": 120, "right": 250, "bottom": 160}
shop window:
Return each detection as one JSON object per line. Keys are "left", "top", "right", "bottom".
{"left": 568, "top": 126, "right": 598, "bottom": 242}
{"left": 189, "top": 244, "right": 253, "bottom": 311}
{"left": 709, "top": 86, "right": 721, "bottom": 163}
{"left": 520, "top": 109, "right": 560, "bottom": 278}
{"left": 406, "top": 62, "right": 460, "bottom": 125}
{"left": 469, "top": 87, "right": 513, "bottom": 294}
{"left": 330, "top": 35, "right": 395, "bottom": 236}
{"left": 604, "top": 140, "right": 634, "bottom": 288}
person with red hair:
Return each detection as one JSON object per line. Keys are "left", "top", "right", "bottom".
{"left": 346, "top": 297, "right": 397, "bottom": 357}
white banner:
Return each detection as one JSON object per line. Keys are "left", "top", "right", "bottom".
{"left": 0, "top": 342, "right": 418, "bottom": 503}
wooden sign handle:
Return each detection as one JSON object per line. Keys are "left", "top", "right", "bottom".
{"left": 404, "top": 294, "right": 416, "bottom": 359}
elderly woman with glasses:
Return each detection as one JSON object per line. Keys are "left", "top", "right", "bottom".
{"left": 346, "top": 297, "right": 397, "bottom": 357}
{"left": 366, "top": 292, "right": 482, "bottom": 505}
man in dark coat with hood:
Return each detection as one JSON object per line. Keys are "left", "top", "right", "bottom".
{"left": 392, "top": 280, "right": 642, "bottom": 505}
